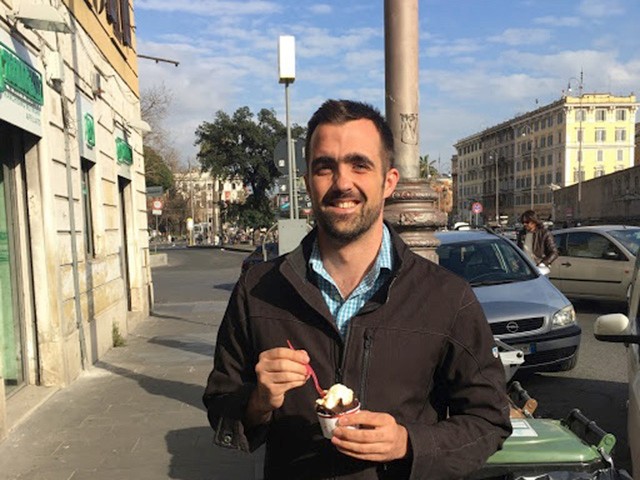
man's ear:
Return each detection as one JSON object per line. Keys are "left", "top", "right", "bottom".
{"left": 383, "top": 167, "right": 400, "bottom": 199}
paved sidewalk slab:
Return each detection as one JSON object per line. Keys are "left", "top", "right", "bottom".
{"left": 0, "top": 308, "right": 264, "bottom": 480}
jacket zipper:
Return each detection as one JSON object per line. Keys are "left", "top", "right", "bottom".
{"left": 359, "top": 329, "right": 373, "bottom": 407}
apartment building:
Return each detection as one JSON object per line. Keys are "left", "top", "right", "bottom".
{"left": 1, "top": 0, "right": 150, "bottom": 438}
{"left": 173, "top": 169, "right": 246, "bottom": 237}
{"left": 454, "top": 93, "right": 637, "bottom": 224}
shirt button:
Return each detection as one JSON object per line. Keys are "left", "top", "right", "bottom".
{"left": 222, "top": 434, "right": 232, "bottom": 445}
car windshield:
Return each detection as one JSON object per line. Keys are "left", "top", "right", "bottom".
{"left": 607, "top": 228, "right": 640, "bottom": 256}
{"left": 436, "top": 238, "right": 537, "bottom": 286}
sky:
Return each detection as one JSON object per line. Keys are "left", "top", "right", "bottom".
{"left": 134, "top": 0, "right": 640, "bottom": 173}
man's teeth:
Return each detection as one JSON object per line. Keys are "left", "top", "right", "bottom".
{"left": 336, "top": 201, "right": 356, "bottom": 208}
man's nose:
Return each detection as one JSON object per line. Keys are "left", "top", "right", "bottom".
{"left": 333, "top": 165, "right": 354, "bottom": 191}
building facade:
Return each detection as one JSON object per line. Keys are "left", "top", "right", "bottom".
{"left": 454, "top": 93, "right": 637, "bottom": 225}
{"left": 173, "top": 169, "right": 246, "bottom": 240}
{"left": 0, "top": 0, "right": 151, "bottom": 438}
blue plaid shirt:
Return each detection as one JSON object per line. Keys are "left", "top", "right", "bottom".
{"left": 309, "top": 225, "right": 394, "bottom": 338}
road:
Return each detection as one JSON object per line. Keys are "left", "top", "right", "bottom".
{"left": 159, "top": 247, "right": 632, "bottom": 474}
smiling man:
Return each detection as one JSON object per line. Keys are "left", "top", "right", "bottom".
{"left": 203, "top": 99, "right": 511, "bottom": 479}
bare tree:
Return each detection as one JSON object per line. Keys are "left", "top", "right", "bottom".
{"left": 140, "top": 83, "right": 180, "bottom": 169}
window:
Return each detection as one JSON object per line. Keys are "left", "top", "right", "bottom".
{"left": 575, "top": 109, "right": 586, "bottom": 122}
{"left": 615, "top": 129, "right": 627, "bottom": 142}
{"left": 617, "top": 150, "right": 624, "bottom": 162}
{"left": 106, "top": 0, "right": 133, "bottom": 46}
{"left": 557, "top": 112, "right": 564, "bottom": 124}
{"left": 595, "top": 109, "right": 607, "bottom": 122}
{"left": 577, "top": 129, "right": 584, "bottom": 142}
{"left": 573, "top": 169, "right": 585, "bottom": 182}
{"left": 595, "top": 168, "right": 605, "bottom": 178}
{"left": 597, "top": 150, "right": 603, "bottom": 162}
{"left": 595, "top": 129, "right": 606, "bottom": 142}
{"left": 616, "top": 109, "right": 627, "bottom": 121}
{"left": 547, "top": 135, "right": 553, "bottom": 146}
{"left": 566, "top": 232, "right": 621, "bottom": 260}
{"left": 81, "top": 159, "right": 95, "bottom": 256}
{"left": 556, "top": 171, "right": 562, "bottom": 183}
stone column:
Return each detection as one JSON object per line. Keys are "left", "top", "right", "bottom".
{"left": 383, "top": 0, "right": 446, "bottom": 262}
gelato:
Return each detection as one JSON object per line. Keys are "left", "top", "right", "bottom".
{"left": 316, "top": 384, "right": 360, "bottom": 438}
{"left": 315, "top": 383, "right": 358, "bottom": 415}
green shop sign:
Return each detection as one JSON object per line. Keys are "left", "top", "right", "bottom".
{"left": 0, "top": 42, "right": 43, "bottom": 106}
{"left": 116, "top": 138, "right": 133, "bottom": 166}
{"left": 84, "top": 113, "right": 95, "bottom": 148}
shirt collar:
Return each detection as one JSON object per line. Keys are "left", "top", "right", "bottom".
{"left": 309, "top": 224, "right": 393, "bottom": 279}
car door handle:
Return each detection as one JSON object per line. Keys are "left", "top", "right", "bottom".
{"left": 561, "top": 262, "right": 572, "bottom": 267}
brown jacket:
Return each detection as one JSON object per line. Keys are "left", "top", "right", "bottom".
{"left": 516, "top": 227, "right": 559, "bottom": 266}
{"left": 203, "top": 226, "right": 511, "bottom": 479}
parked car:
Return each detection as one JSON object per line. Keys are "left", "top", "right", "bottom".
{"left": 241, "top": 242, "right": 279, "bottom": 274}
{"left": 550, "top": 225, "right": 640, "bottom": 304}
{"left": 435, "top": 230, "right": 580, "bottom": 372}
{"left": 594, "top": 251, "right": 640, "bottom": 474}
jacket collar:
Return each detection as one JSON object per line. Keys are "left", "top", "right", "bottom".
{"left": 278, "top": 221, "right": 410, "bottom": 321}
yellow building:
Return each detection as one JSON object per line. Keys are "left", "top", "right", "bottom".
{"left": 0, "top": 0, "right": 150, "bottom": 438}
{"left": 454, "top": 93, "right": 637, "bottom": 224}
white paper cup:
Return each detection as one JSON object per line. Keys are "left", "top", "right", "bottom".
{"left": 316, "top": 402, "right": 361, "bottom": 439}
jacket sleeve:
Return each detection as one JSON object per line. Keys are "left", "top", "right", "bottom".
{"left": 202, "top": 277, "right": 268, "bottom": 453}
{"left": 405, "top": 286, "right": 512, "bottom": 479}
{"left": 541, "top": 229, "right": 559, "bottom": 265}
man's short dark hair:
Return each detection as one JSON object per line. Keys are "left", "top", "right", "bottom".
{"left": 305, "top": 99, "right": 395, "bottom": 171}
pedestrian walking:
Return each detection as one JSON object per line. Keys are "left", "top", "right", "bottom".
{"left": 203, "top": 99, "right": 511, "bottom": 479}
{"left": 516, "top": 210, "right": 559, "bottom": 267}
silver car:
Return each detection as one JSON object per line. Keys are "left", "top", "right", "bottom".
{"left": 435, "top": 230, "right": 581, "bottom": 372}
{"left": 550, "top": 225, "right": 640, "bottom": 304}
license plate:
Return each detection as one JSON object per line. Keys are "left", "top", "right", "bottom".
{"left": 513, "top": 343, "right": 536, "bottom": 355}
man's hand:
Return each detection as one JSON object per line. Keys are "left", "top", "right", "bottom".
{"left": 245, "top": 347, "right": 310, "bottom": 427}
{"left": 331, "top": 410, "right": 409, "bottom": 462}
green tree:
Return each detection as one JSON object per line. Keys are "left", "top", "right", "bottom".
{"left": 419, "top": 154, "right": 439, "bottom": 179}
{"left": 144, "top": 146, "right": 173, "bottom": 190}
{"left": 195, "top": 106, "right": 305, "bottom": 229}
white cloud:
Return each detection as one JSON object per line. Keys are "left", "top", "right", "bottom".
{"left": 578, "top": 0, "right": 625, "bottom": 17}
{"left": 308, "top": 4, "right": 332, "bottom": 15}
{"left": 488, "top": 28, "right": 551, "bottom": 46}
{"left": 534, "top": 16, "right": 581, "bottom": 27}
{"left": 425, "top": 38, "right": 483, "bottom": 58}
{"left": 136, "top": 0, "right": 282, "bottom": 16}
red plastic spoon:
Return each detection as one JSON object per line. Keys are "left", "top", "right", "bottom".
{"left": 287, "top": 340, "right": 325, "bottom": 397}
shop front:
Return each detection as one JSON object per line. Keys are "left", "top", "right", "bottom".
{"left": 0, "top": 33, "right": 43, "bottom": 400}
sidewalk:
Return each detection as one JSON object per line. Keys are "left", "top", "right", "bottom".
{"left": 0, "top": 301, "right": 264, "bottom": 479}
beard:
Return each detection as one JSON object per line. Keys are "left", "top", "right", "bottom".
{"left": 312, "top": 192, "right": 384, "bottom": 245}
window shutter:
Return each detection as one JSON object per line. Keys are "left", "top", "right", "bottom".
{"left": 120, "top": 0, "right": 132, "bottom": 46}
{"left": 107, "top": 0, "right": 121, "bottom": 40}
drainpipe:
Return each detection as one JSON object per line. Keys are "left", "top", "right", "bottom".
{"left": 52, "top": 32, "right": 88, "bottom": 371}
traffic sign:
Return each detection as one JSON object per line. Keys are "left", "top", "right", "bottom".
{"left": 471, "top": 202, "right": 483, "bottom": 214}
{"left": 152, "top": 199, "right": 163, "bottom": 210}
{"left": 273, "top": 138, "right": 305, "bottom": 175}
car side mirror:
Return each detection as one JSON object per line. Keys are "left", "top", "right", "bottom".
{"left": 594, "top": 313, "right": 640, "bottom": 345}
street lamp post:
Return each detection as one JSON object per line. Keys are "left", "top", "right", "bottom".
{"left": 490, "top": 151, "right": 499, "bottom": 222}
{"left": 567, "top": 71, "right": 584, "bottom": 220}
